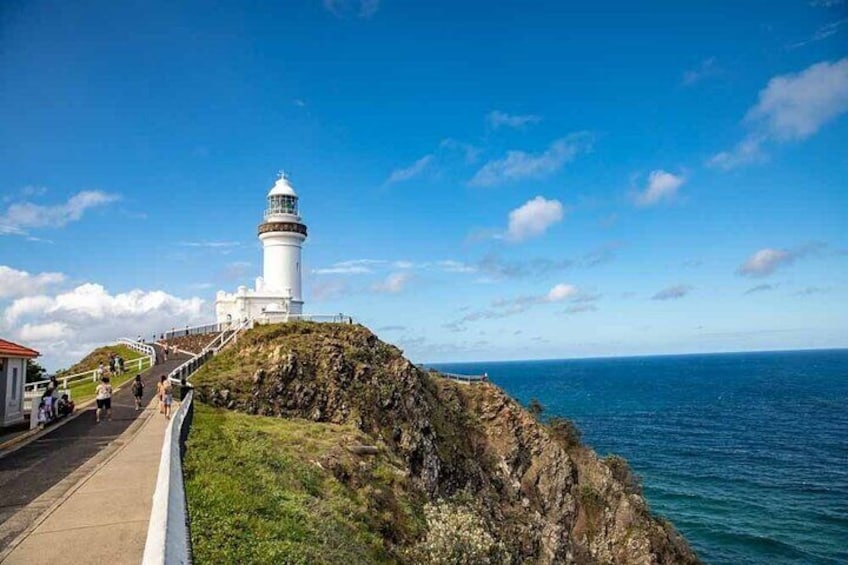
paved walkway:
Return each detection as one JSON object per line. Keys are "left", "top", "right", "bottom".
{"left": 0, "top": 346, "right": 187, "bottom": 550}
{"left": 0, "top": 398, "right": 174, "bottom": 564}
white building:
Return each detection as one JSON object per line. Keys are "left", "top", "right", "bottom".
{"left": 215, "top": 173, "right": 308, "bottom": 325}
{"left": 0, "top": 338, "right": 39, "bottom": 427}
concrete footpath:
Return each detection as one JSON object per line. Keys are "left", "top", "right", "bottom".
{"left": 0, "top": 398, "right": 174, "bottom": 564}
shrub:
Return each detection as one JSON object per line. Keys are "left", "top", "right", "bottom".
{"left": 527, "top": 398, "right": 544, "bottom": 420}
{"left": 603, "top": 454, "right": 642, "bottom": 495}
{"left": 407, "top": 501, "right": 505, "bottom": 564}
{"left": 547, "top": 417, "right": 582, "bottom": 448}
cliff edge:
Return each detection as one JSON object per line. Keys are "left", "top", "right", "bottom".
{"left": 189, "top": 322, "right": 698, "bottom": 564}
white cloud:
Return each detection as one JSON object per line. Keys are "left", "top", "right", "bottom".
{"left": 707, "top": 135, "right": 766, "bottom": 169}
{"left": 652, "top": 284, "right": 693, "bottom": 300}
{"left": 790, "top": 18, "right": 848, "bottom": 48}
{"left": 3, "top": 283, "right": 207, "bottom": 370}
{"left": 18, "top": 321, "right": 70, "bottom": 342}
{"left": 487, "top": 110, "right": 542, "bottom": 129}
{"left": 505, "top": 196, "right": 564, "bottom": 242}
{"left": 810, "top": 0, "right": 843, "bottom": 6}
{"left": 736, "top": 242, "right": 826, "bottom": 277}
{"left": 682, "top": 57, "right": 719, "bottom": 86}
{"left": 371, "top": 272, "right": 412, "bottom": 293}
{"left": 0, "top": 266, "right": 65, "bottom": 298}
{"left": 0, "top": 190, "right": 119, "bottom": 235}
{"left": 387, "top": 155, "right": 433, "bottom": 183}
{"left": 312, "top": 259, "right": 386, "bottom": 275}
{"left": 546, "top": 283, "right": 578, "bottom": 302}
{"left": 709, "top": 58, "right": 848, "bottom": 169}
{"left": 469, "top": 133, "right": 592, "bottom": 187}
{"left": 737, "top": 248, "right": 790, "bottom": 277}
{"left": 635, "top": 170, "right": 685, "bottom": 206}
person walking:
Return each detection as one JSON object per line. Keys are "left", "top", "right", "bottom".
{"left": 95, "top": 376, "right": 113, "bottom": 423}
{"left": 157, "top": 375, "right": 173, "bottom": 419}
{"left": 131, "top": 374, "right": 145, "bottom": 410}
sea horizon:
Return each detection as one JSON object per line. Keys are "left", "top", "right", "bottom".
{"left": 426, "top": 345, "right": 848, "bottom": 367}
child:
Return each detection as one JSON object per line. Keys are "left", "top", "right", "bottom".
{"left": 131, "top": 374, "right": 145, "bottom": 411}
{"left": 57, "top": 394, "right": 74, "bottom": 417}
{"left": 37, "top": 400, "right": 49, "bottom": 427}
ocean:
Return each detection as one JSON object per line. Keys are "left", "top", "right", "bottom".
{"left": 430, "top": 349, "right": 848, "bottom": 565}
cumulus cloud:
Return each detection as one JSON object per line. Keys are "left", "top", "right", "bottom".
{"left": 3, "top": 283, "right": 207, "bottom": 369}
{"left": 487, "top": 110, "right": 542, "bottom": 129}
{"left": 709, "top": 58, "right": 848, "bottom": 169}
{"left": 504, "top": 196, "right": 564, "bottom": 242}
{"left": 651, "top": 284, "right": 692, "bottom": 300}
{"left": 371, "top": 272, "right": 412, "bottom": 293}
{"left": 635, "top": 170, "right": 685, "bottom": 206}
{"left": 736, "top": 243, "right": 824, "bottom": 277}
{"left": 386, "top": 155, "right": 433, "bottom": 183}
{"left": 0, "top": 265, "right": 65, "bottom": 298}
{"left": 469, "top": 133, "right": 592, "bottom": 186}
{"left": 682, "top": 57, "right": 719, "bottom": 86}
{"left": 0, "top": 190, "right": 119, "bottom": 235}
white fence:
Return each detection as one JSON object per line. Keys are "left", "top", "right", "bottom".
{"left": 142, "top": 390, "right": 194, "bottom": 565}
{"left": 23, "top": 347, "right": 154, "bottom": 413}
{"left": 437, "top": 371, "right": 488, "bottom": 385}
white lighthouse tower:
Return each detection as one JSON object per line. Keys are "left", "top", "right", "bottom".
{"left": 215, "top": 172, "right": 308, "bottom": 324}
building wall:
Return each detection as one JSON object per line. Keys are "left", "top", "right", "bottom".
{"left": 1, "top": 356, "right": 26, "bottom": 426}
{"left": 260, "top": 233, "right": 303, "bottom": 300}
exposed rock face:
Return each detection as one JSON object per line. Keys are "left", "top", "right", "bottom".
{"left": 193, "top": 322, "right": 698, "bottom": 564}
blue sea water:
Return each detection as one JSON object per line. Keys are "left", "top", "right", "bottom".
{"left": 430, "top": 349, "right": 848, "bottom": 565}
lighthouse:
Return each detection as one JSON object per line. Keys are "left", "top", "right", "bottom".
{"left": 258, "top": 173, "right": 307, "bottom": 313}
{"left": 215, "top": 172, "right": 308, "bottom": 324}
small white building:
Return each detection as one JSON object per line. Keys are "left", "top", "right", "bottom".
{"left": 216, "top": 172, "right": 308, "bottom": 325}
{"left": 0, "top": 338, "right": 39, "bottom": 427}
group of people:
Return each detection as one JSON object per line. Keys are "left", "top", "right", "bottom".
{"left": 36, "top": 376, "right": 75, "bottom": 427}
{"left": 93, "top": 353, "right": 126, "bottom": 382}
{"left": 94, "top": 373, "right": 173, "bottom": 422}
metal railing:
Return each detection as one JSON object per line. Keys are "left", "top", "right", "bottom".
{"left": 162, "top": 323, "right": 223, "bottom": 340}
{"left": 437, "top": 371, "right": 489, "bottom": 385}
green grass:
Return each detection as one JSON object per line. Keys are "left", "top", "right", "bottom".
{"left": 184, "top": 404, "right": 416, "bottom": 564}
{"left": 64, "top": 358, "right": 153, "bottom": 404}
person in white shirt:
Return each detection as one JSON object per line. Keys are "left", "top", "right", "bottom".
{"left": 95, "top": 377, "right": 113, "bottom": 423}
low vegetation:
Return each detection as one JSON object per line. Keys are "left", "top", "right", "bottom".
{"left": 57, "top": 344, "right": 143, "bottom": 375}
{"left": 184, "top": 404, "right": 423, "bottom": 564}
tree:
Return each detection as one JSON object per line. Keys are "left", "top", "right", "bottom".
{"left": 527, "top": 398, "right": 544, "bottom": 420}
{"left": 26, "top": 360, "right": 47, "bottom": 383}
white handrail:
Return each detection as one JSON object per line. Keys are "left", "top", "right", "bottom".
{"left": 142, "top": 390, "right": 193, "bottom": 565}
{"left": 116, "top": 338, "right": 157, "bottom": 366}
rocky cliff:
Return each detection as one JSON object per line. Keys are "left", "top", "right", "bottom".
{"left": 191, "top": 322, "right": 698, "bottom": 564}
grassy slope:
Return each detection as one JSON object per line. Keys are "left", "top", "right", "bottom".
{"left": 59, "top": 344, "right": 144, "bottom": 375}
{"left": 57, "top": 344, "right": 148, "bottom": 403}
{"left": 184, "top": 404, "right": 421, "bottom": 564}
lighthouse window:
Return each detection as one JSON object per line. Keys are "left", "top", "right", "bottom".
{"left": 268, "top": 195, "right": 298, "bottom": 215}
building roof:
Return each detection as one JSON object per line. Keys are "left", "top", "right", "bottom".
{"left": 267, "top": 173, "right": 297, "bottom": 197}
{"left": 0, "top": 338, "right": 40, "bottom": 359}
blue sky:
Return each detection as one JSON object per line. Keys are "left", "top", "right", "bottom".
{"left": 1, "top": 0, "right": 847, "bottom": 369}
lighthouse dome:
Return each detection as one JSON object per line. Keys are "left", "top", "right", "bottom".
{"left": 268, "top": 173, "right": 297, "bottom": 197}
